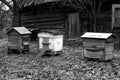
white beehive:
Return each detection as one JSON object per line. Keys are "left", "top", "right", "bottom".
{"left": 38, "top": 30, "right": 63, "bottom": 52}
{"left": 81, "top": 32, "right": 115, "bottom": 61}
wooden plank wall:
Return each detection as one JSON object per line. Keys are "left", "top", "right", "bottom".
{"left": 21, "top": 11, "right": 66, "bottom": 30}
{"left": 7, "top": 30, "right": 22, "bottom": 49}
{"left": 21, "top": 5, "right": 81, "bottom": 39}
{"left": 68, "top": 13, "right": 80, "bottom": 38}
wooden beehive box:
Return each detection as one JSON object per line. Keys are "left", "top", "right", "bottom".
{"left": 7, "top": 27, "right": 31, "bottom": 53}
{"left": 38, "top": 30, "right": 63, "bottom": 54}
{"left": 81, "top": 32, "right": 115, "bottom": 61}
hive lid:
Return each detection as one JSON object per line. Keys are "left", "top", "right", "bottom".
{"left": 13, "top": 27, "right": 31, "bottom": 34}
{"left": 81, "top": 32, "right": 113, "bottom": 39}
{"left": 40, "top": 30, "right": 63, "bottom": 35}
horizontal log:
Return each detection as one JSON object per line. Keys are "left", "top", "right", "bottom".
{"left": 21, "top": 17, "right": 64, "bottom": 24}
{"left": 21, "top": 13, "right": 64, "bottom": 21}
{"left": 22, "top": 20, "right": 64, "bottom": 27}
{"left": 22, "top": 10, "right": 63, "bottom": 16}
{"left": 22, "top": 12, "right": 34, "bottom": 16}
{"left": 24, "top": 24, "right": 65, "bottom": 29}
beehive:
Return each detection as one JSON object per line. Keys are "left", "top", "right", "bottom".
{"left": 81, "top": 32, "right": 115, "bottom": 61}
{"left": 7, "top": 27, "right": 31, "bottom": 54}
{"left": 38, "top": 30, "right": 63, "bottom": 54}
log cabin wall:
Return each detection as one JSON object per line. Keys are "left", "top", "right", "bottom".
{"left": 21, "top": 3, "right": 81, "bottom": 40}
{"left": 21, "top": 9, "right": 66, "bottom": 29}
{"left": 21, "top": 3, "right": 66, "bottom": 40}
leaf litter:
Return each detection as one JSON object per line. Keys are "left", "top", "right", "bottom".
{"left": 0, "top": 40, "right": 120, "bottom": 80}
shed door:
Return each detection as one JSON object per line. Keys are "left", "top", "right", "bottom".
{"left": 68, "top": 13, "right": 80, "bottom": 38}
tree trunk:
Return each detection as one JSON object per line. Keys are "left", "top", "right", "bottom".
{"left": 89, "top": 15, "right": 94, "bottom": 32}
{"left": 93, "top": 0, "right": 96, "bottom": 32}
{"left": 13, "top": 4, "right": 21, "bottom": 26}
{"left": 93, "top": 15, "right": 97, "bottom": 32}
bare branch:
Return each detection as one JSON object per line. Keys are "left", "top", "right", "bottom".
{"left": 97, "top": 0, "right": 102, "bottom": 15}
{"left": 0, "top": 0, "right": 13, "bottom": 11}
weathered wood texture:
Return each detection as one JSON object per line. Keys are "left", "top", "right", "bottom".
{"left": 68, "top": 13, "right": 80, "bottom": 38}
{"left": 7, "top": 29, "right": 31, "bottom": 53}
{"left": 21, "top": 11, "right": 66, "bottom": 29}
{"left": 112, "top": 4, "right": 120, "bottom": 29}
{"left": 7, "top": 30, "right": 22, "bottom": 49}
{"left": 21, "top": 5, "right": 81, "bottom": 39}
{"left": 83, "top": 38, "right": 114, "bottom": 61}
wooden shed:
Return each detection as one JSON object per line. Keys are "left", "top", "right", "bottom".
{"left": 21, "top": 1, "right": 81, "bottom": 40}
{"left": 7, "top": 27, "right": 31, "bottom": 54}
{"left": 81, "top": 32, "right": 115, "bottom": 61}
{"left": 38, "top": 30, "right": 63, "bottom": 56}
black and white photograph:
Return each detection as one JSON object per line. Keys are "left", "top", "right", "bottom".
{"left": 0, "top": 0, "right": 120, "bottom": 80}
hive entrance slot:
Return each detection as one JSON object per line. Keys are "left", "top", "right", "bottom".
{"left": 42, "top": 37, "right": 51, "bottom": 50}
{"left": 42, "top": 42, "right": 51, "bottom": 50}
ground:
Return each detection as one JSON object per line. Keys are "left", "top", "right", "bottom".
{"left": 0, "top": 39, "right": 120, "bottom": 80}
